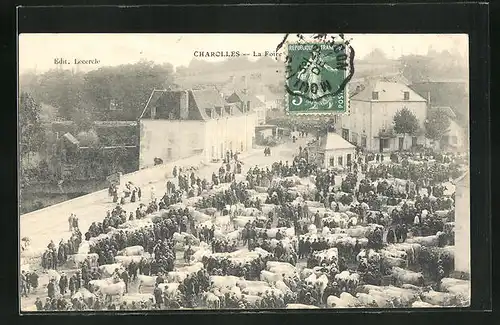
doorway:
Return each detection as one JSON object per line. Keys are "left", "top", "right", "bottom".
{"left": 379, "top": 139, "right": 384, "bottom": 153}
{"left": 399, "top": 137, "right": 404, "bottom": 151}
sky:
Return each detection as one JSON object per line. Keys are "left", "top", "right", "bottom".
{"left": 18, "top": 33, "right": 469, "bottom": 74}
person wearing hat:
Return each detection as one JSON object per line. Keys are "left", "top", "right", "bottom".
{"left": 59, "top": 272, "right": 68, "bottom": 295}
{"left": 34, "top": 297, "right": 43, "bottom": 311}
{"left": 20, "top": 270, "right": 28, "bottom": 297}
{"left": 44, "top": 297, "right": 52, "bottom": 311}
{"left": 47, "top": 278, "right": 56, "bottom": 299}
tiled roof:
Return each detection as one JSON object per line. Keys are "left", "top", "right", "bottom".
{"left": 431, "top": 106, "right": 457, "bottom": 119}
{"left": 351, "top": 81, "right": 427, "bottom": 102}
{"left": 229, "top": 90, "right": 266, "bottom": 108}
{"left": 190, "top": 88, "right": 227, "bottom": 109}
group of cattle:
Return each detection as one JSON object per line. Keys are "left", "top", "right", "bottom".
{"left": 22, "top": 155, "right": 469, "bottom": 310}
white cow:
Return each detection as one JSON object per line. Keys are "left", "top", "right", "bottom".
{"left": 89, "top": 278, "right": 114, "bottom": 291}
{"left": 115, "top": 255, "right": 147, "bottom": 267}
{"left": 117, "top": 245, "right": 144, "bottom": 256}
{"left": 203, "top": 292, "right": 221, "bottom": 309}
{"left": 99, "top": 263, "right": 123, "bottom": 277}
{"left": 99, "top": 281, "right": 126, "bottom": 299}
{"left": 391, "top": 267, "right": 424, "bottom": 286}
{"left": 136, "top": 275, "right": 157, "bottom": 293}
{"left": 260, "top": 270, "right": 281, "bottom": 284}
{"left": 159, "top": 283, "right": 180, "bottom": 298}
{"left": 210, "top": 275, "right": 240, "bottom": 288}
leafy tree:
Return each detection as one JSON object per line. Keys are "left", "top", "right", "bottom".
{"left": 83, "top": 60, "right": 174, "bottom": 120}
{"left": 36, "top": 69, "right": 86, "bottom": 119}
{"left": 76, "top": 130, "right": 100, "bottom": 148}
{"left": 393, "top": 107, "right": 419, "bottom": 137}
{"left": 19, "top": 92, "right": 45, "bottom": 163}
{"left": 425, "top": 109, "right": 451, "bottom": 141}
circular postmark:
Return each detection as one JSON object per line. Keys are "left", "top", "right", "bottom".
{"left": 277, "top": 33, "right": 355, "bottom": 114}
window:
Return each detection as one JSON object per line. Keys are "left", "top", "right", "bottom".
{"left": 342, "top": 128, "right": 349, "bottom": 141}
{"left": 404, "top": 91, "right": 410, "bottom": 100}
{"left": 361, "top": 136, "right": 367, "bottom": 148}
{"left": 167, "top": 148, "right": 173, "bottom": 160}
{"left": 338, "top": 156, "right": 343, "bottom": 166}
{"left": 206, "top": 108, "right": 213, "bottom": 118}
{"left": 351, "top": 132, "right": 358, "bottom": 145}
{"left": 372, "top": 91, "right": 379, "bottom": 100}
{"left": 329, "top": 158, "right": 335, "bottom": 167}
{"left": 412, "top": 136, "right": 418, "bottom": 147}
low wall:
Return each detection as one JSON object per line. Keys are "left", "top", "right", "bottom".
{"left": 121, "top": 154, "right": 205, "bottom": 185}
{"left": 20, "top": 154, "right": 205, "bottom": 220}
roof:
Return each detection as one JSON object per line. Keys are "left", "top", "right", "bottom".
{"left": 430, "top": 106, "right": 457, "bottom": 119}
{"left": 228, "top": 90, "right": 266, "bottom": 108}
{"left": 140, "top": 88, "right": 232, "bottom": 121}
{"left": 62, "top": 132, "right": 79, "bottom": 146}
{"left": 324, "top": 132, "right": 355, "bottom": 151}
{"left": 351, "top": 81, "right": 427, "bottom": 102}
{"left": 191, "top": 88, "right": 228, "bottom": 109}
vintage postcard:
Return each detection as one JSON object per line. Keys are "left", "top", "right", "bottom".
{"left": 18, "top": 33, "right": 470, "bottom": 311}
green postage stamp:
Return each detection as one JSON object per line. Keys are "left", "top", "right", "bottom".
{"left": 284, "top": 37, "right": 353, "bottom": 115}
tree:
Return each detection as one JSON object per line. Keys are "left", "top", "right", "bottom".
{"left": 36, "top": 69, "right": 86, "bottom": 119}
{"left": 393, "top": 107, "right": 419, "bottom": 137}
{"left": 83, "top": 60, "right": 174, "bottom": 120}
{"left": 399, "top": 55, "right": 433, "bottom": 83}
{"left": 76, "top": 129, "right": 100, "bottom": 148}
{"left": 19, "top": 92, "right": 45, "bottom": 163}
{"left": 425, "top": 109, "right": 451, "bottom": 142}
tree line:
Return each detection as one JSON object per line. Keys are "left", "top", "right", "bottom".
{"left": 20, "top": 59, "right": 175, "bottom": 125}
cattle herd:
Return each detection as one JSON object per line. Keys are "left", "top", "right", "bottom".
{"left": 20, "top": 140, "right": 471, "bottom": 311}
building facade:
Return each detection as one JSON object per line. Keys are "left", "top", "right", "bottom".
{"left": 320, "top": 132, "right": 356, "bottom": 169}
{"left": 339, "top": 80, "right": 428, "bottom": 152}
{"left": 226, "top": 90, "right": 266, "bottom": 126}
{"left": 139, "top": 88, "right": 257, "bottom": 168}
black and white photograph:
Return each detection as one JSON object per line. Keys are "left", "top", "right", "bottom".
{"left": 18, "top": 33, "right": 471, "bottom": 311}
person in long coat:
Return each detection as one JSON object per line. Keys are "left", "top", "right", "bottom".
{"left": 386, "top": 228, "right": 396, "bottom": 244}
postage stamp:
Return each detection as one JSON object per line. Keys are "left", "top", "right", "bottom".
{"left": 282, "top": 34, "right": 354, "bottom": 115}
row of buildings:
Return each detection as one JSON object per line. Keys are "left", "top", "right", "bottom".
{"left": 334, "top": 76, "right": 467, "bottom": 153}
{"left": 138, "top": 86, "right": 284, "bottom": 168}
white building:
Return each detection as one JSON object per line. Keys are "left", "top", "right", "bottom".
{"left": 320, "top": 132, "right": 356, "bottom": 168}
{"left": 454, "top": 171, "right": 470, "bottom": 275}
{"left": 339, "top": 80, "right": 428, "bottom": 152}
{"left": 226, "top": 90, "right": 267, "bottom": 126}
{"left": 138, "top": 88, "right": 256, "bottom": 168}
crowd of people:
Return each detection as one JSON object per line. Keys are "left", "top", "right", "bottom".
{"left": 21, "top": 133, "right": 467, "bottom": 311}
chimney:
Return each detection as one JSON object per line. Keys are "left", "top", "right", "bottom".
{"left": 179, "top": 90, "right": 189, "bottom": 119}
{"left": 151, "top": 104, "right": 157, "bottom": 119}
